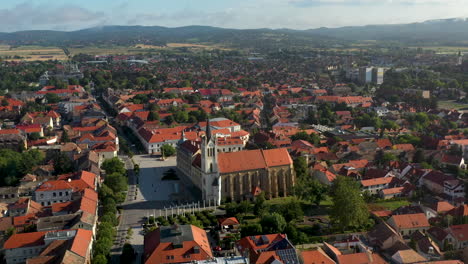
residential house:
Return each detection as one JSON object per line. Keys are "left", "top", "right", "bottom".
{"left": 360, "top": 176, "right": 395, "bottom": 195}
{"left": 387, "top": 213, "right": 430, "bottom": 237}
{"left": 4, "top": 229, "right": 93, "bottom": 264}
{"left": 237, "top": 234, "right": 299, "bottom": 264}
{"left": 301, "top": 248, "right": 336, "bottom": 264}
{"left": 144, "top": 224, "right": 213, "bottom": 264}
{"left": 446, "top": 224, "right": 468, "bottom": 249}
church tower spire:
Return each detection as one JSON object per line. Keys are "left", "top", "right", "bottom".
{"left": 206, "top": 118, "right": 212, "bottom": 142}
{"left": 201, "top": 118, "right": 217, "bottom": 174}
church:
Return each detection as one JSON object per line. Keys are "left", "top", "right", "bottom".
{"left": 177, "top": 119, "right": 296, "bottom": 204}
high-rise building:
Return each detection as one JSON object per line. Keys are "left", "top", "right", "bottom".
{"left": 372, "top": 68, "right": 385, "bottom": 85}
{"left": 359, "top": 67, "right": 373, "bottom": 84}
{"left": 457, "top": 51, "right": 463, "bottom": 66}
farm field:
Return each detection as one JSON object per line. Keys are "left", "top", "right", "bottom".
{"left": 438, "top": 100, "right": 468, "bottom": 111}
{"left": 0, "top": 45, "right": 67, "bottom": 61}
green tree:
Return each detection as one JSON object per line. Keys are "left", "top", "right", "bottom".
{"left": 105, "top": 173, "right": 128, "bottom": 194}
{"left": 293, "top": 157, "right": 308, "bottom": 179}
{"left": 254, "top": 192, "right": 268, "bottom": 216}
{"left": 28, "top": 132, "right": 41, "bottom": 141}
{"left": 161, "top": 144, "right": 176, "bottom": 157}
{"left": 294, "top": 178, "right": 328, "bottom": 205}
{"left": 61, "top": 129, "right": 70, "bottom": 143}
{"left": 44, "top": 93, "right": 61, "bottom": 104}
{"left": 101, "top": 157, "right": 126, "bottom": 175}
{"left": 330, "top": 176, "right": 369, "bottom": 230}
{"left": 281, "top": 198, "right": 304, "bottom": 222}
{"left": 53, "top": 153, "right": 73, "bottom": 175}
{"left": 237, "top": 200, "right": 252, "bottom": 216}
{"left": 240, "top": 223, "right": 263, "bottom": 237}
{"left": 148, "top": 111, "right": 160, "bottom": 121}
{"left": 92, "top": 254, "right": 108, "bottom": 264}
{"left": 98, "top": 184, "right": 114, "bottom": 200}
{"left": 260, "top": 213, "right": 287, "bottom": 234}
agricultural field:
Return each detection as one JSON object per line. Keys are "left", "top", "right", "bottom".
{"left": 0, "top": 45, "right": 67, "bottom": 61}
{"left": 411, "top": 46, "right": 468, "bottom": 54}
{"left": 438, "top": 100, "right": 468, "bottom": 111}
{"left": 69, "top": 42, "right": 230, "bottom": 56}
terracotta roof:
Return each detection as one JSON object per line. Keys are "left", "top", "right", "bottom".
{"left": 393, "top": 144, "right": 415, "bottom": 151}
{"left": 144, "top": 224, "right": 213, "bottom": 263}
{"left": 36, "top": 180, "right": 73, "bottom": 192}
{"left": 448, "top": 224, "right": 468, "bottom": 242}
{"left": 301, "top": 248, "right": 335, "bottom": 264}
{"left": 218, "top": 217, "right": 239, "bottom": 226}
{"left": 217, "top": 148, "right": 292, "bottom": 174}
{"left": 70, "top": 229, "right": 93, "bottom": 257}
{"left": 4, "top": 231, "right": 47, "bottom": 249}
{"left": 381, "top": 187, "right": 405, "bottom": 195}
{"left": 392, "top": 249, "right": 426, "bottom": 263}
{"left": 389, "top": 213, "right": 430, "bottom": 229}
{"left": 372, "top": 210, "right": 393, "bottom": 218}
{"left": 361, "top": 176, "right": 394, "bottom": 187}
{"left": 337, "top": 252, "right": 387, "bottom": 264}
{"left": 430, "top": 201, "right": 454, "bottom": 213}
{"left": 0, "top": 129, "right": 20, "bottom": 135}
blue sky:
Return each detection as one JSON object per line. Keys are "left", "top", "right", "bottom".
{"left": 1, "top": 0, "right": 468, "bottom": 32}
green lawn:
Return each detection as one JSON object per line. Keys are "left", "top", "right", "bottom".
{"left": 369, "top": 199, "right": 410, "bottom": 211}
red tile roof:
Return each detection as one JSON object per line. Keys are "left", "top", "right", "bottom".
{"left": 218, "top": 217, "right": 239, "bottom": 226}
{"left": 217, "top": 148, "right": 292, "bottom": 174}
{"left": 389, "top": 213, "right": 430, "bottom": 229}
{"left": 448, "top": 224, "right": 468, "bottom": 242}
{"left": 301, "top": 249, "right": 335, "bottom": 264}
{"left": 337, "top": 252, "right": 387, "bottom": 264}
{"left": 361, "top": 176, "right": 394, "bottom": 187}
{"left": 4, "top": 231, "right": 46, "bottom": 249}
{"left": 70, "top": 229, "right": 93, "bottom": 257}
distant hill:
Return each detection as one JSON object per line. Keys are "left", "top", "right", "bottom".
{"left": 306, "top": 18, "right": 468, "bottom": 44}
{"left": 1, "top": 18, "right": 468, "bottom": 48}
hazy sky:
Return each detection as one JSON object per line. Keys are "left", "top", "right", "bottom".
{"left": 1, "top": 0, "right": 468, "bottom": 32}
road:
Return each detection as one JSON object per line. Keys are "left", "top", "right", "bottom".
{"left": 110, "top": 155, "right": 198, "bottom": 264}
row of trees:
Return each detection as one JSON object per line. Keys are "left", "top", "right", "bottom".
{"left": 0, "top": 149, "right": 44, "bottom": 186}
{"left": 93, "top": 158, "right": 129, "bottom": 264}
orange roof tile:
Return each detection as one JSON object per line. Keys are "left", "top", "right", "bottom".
{"left": 4, "top": 231, "right": 46, "bottom": 249}
{"left": 217, "top": 148, "right": 292, "bottom": 174}
{"left": 70, "top": 229, "right": 93, "bottom": 257}
{"left": 390, "top": 213, "right": 430, "bottom": 229}
{"left": 301, "top": 249, "right": 335, "bottom": 264}
{"left": 361, "top": 176, "right": 394, "bottom": 187}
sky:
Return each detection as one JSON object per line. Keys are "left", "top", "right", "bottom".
{"left": 1, "top": 0, "right": 468, "bottom": 32}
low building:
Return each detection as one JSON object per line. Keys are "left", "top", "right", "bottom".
{"left": 446, "top": 224, "right": 468, "bottom": 250}
{"left": 237, "top": 233, "right": 299, "bottom": 264}
{"left": 144, "top": 224, "right": 213, "bottom": 264}
{"left": 387, "top": 213, "right": 430, "bottom": 237}
{"left": 218, "top": 217, "right": 240, "bottom": 241}
{"left": 4, "top": 229, "right": 93, "bottom": 264}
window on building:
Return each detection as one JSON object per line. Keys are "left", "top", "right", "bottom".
{"left": 59, "top": 192, "right": 62, "bottom": 196}
{"left": 53, "top": 192, "right": 56, "bottom": 197}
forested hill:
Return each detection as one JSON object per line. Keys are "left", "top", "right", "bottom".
{"left": 1, "top": 18, "right": 468, "bottom": 48}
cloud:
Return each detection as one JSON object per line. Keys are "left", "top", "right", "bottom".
{"left": 125, "top": 9, "right": 239, "bottom": 28}
{"left": 0, "top": 2, "right": 107, "bottom": 32}
{"left": 290, "top": 0, "right": 468, "bottom": 7}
